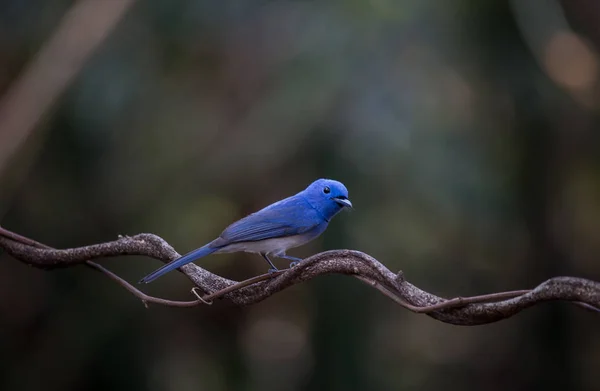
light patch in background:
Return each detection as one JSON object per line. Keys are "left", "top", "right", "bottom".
{"left": 511, "top": 0, "right": 600, "bottom": 106}
{"left": 544, "top": 31, "right": 598, "bottom": 91}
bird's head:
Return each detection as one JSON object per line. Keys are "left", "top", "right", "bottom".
{"left": 303, "top": 178, "right": 352, "bottom": 220}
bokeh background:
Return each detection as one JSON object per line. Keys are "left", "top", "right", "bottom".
{"left": 1, "top": 1, "right": 600, "bottom": 390}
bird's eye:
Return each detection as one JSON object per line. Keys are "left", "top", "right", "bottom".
{"left": 323, "top": 186, "right": 331, "bottom": 194}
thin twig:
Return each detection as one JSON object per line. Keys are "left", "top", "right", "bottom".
{"left": 87, "top": 261, "right": 203, "bottom": 308}
{"left": 201, "top": 270, "right": 287, "bottom": 302}
{"left": 356, "top": 276, "right": 532, "bottom": 313}
{"left": 0, "top": 226, "right": 49, "bottom": 249}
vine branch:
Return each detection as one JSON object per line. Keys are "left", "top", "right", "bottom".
{"left": 0, "top": 226, "right": 598, "bottom": 326}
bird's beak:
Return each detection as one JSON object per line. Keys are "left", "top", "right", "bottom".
{"left": 333, "top": 196, "right": 353, "bottom": 209}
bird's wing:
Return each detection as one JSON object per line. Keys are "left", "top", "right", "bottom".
{"left": 213, "top": 195, "right": 323, "bottom": 246}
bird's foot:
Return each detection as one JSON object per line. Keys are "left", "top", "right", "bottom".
{"left": 268, "top": 267, "right": 279, "bottom": 274}
{"left": 289, "top": 261, "right": 300, "bottom": 268}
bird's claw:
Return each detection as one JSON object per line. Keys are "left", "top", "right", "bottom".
{"left": 268, "top": 268, "right": 279, "bottom": 274}
{"left": 289, "top": 261, "right": 300, "bottom": 268}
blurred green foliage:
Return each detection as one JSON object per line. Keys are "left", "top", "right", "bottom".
{"left": 1, "top": 1, "right": 600, "bottom": 390}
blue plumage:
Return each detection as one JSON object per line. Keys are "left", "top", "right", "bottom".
{"left": 139, "top": 178, "right": 351, "bottom": 283}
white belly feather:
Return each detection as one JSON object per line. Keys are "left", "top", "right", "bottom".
{"left": 215, "top": 234, "right": 312, "bottom": 256}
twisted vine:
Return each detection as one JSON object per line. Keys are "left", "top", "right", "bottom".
{"left": 1, "top": 226, "right": 598, "bottom": 326}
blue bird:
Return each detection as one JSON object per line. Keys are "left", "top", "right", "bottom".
{"left": 139, "top": 178, "right": 352, "bottom": 283}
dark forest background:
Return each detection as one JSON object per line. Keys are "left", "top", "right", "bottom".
{"left": 1, "top": 1, "right": 599, "bottom": 390}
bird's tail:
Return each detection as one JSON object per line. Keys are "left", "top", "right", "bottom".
{"left": 139, "top": 244, "right": 218, "bottom": 284}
